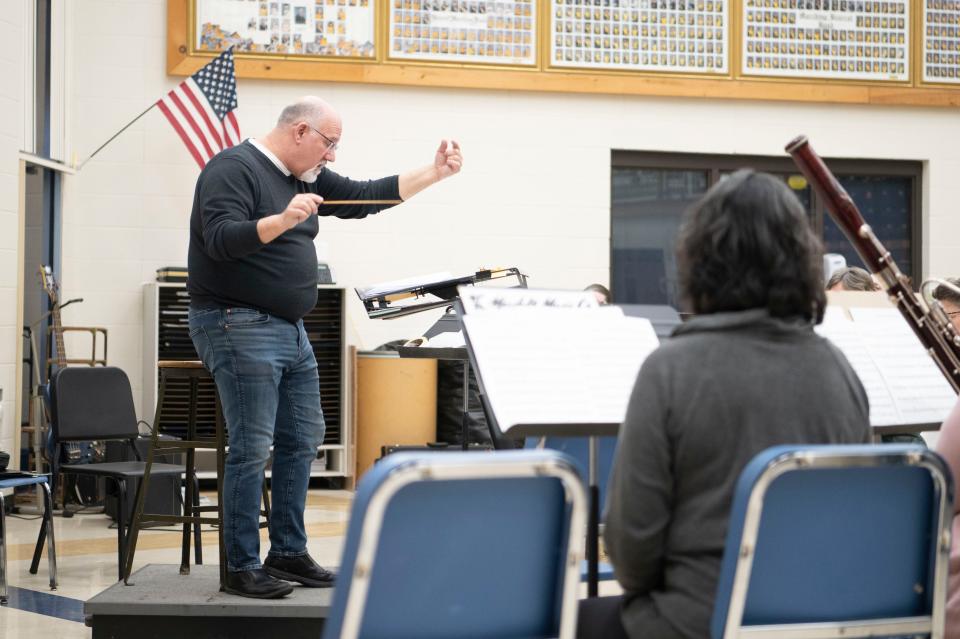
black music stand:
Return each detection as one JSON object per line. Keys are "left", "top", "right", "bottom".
{"left": 459, "top": 293, "right": 667, "bottom": 597}
{"left": 473, "top": 393, "right": 617, "bottom": 596}
{"left": 397, "top": 310, "right": 473, "bottom": 451}
{"left": 358, "top": 269, "right": 528, "bottom": 451}
{"left": 462, "top": 321, "right": 618, "bottom": 598}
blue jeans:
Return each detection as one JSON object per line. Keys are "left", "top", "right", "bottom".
{"left": 188, "top": 306, "right": 325, "bottom": 572}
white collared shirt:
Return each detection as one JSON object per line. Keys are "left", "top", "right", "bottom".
{"left": 247, "top": 138, "right": 292, "bottom": 176}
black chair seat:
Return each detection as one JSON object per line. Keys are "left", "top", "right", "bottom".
{"left": 61, "top": 462, "right": 184, "bottom": 478}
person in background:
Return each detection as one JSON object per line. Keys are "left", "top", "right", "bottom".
{"left": 577, "top": 170, "right": 871, "bottom": 639}
{"left": 826, "top": 266, "right": 880, "bottom": 292}
{"left": 933, "top": 278, "right": 960, "bottom": 333}
{"left": 937, "top": 399, "right": 960, "bottom": 639}
{"left": 585, "top": 283, "right": 611, "bottom": 305}
{"left": 187, "top": 96, "right": 462, "bottom": 598}
{"left": 933, "top": 279, "right": 960, "bottom": 639}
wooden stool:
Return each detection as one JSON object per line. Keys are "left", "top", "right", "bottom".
{"left": 122, "top": 361, "right": 270, "bottom": 589}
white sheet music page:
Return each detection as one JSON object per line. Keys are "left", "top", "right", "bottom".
{"left": 848, "top": 307, "right": 956, "bottom": 426}
{"left": 815, "top": 307, "right": 899, "bottom": 426}
{"left": 460, "top": 298, "right": 660, "bottom": 433}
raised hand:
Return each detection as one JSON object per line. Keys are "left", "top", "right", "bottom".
{"left": 434, "top": 140, "right": 463, "bottom": 180}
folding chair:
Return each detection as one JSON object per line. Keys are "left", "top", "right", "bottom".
{"left": 323, "top": 450, "right": 588, "bottom": 639}
{"left": 50, "top": 366, "right": 186, "bottom": 580}
{"left": 712, "top": 444, "right": 953, "bottom": 639}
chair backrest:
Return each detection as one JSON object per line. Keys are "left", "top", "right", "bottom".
{"left": 323, "top": 450, "right": 587, "bottom": 639}
{"left": 712, "top": 444, "right": 953, "bottom": 639}
{"left": 50, "top": 367, "right": 140, "bottom": 442}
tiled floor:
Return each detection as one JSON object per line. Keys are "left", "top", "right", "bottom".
{"left": 0, "top": 489, "right": 352, "bottom": 638}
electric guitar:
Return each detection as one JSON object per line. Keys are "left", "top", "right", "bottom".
{"left": 39, "top": 266, "right": 105, "bottom": 465}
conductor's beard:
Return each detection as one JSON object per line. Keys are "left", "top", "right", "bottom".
{"left": 297, "top": 164, "right": 324, "bottom": 183}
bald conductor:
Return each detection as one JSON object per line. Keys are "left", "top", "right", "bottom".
{"left": 186, "top": 96, "right": 462, "bottom": 598}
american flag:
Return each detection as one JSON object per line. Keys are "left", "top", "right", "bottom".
{"left": 157, "top": 48, "right": 241, "bottom": 169}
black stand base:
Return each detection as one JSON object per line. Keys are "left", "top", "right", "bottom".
{"left": 588, "top": 483, "right": 600, "bottom": 598}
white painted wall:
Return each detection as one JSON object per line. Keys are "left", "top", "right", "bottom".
{"left": 0, "top": 2, "right": 26, "bottom": 462}
{"left": 4, "top": 0, "right": 959, "bottom": 425}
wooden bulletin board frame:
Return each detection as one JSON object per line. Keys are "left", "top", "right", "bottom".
{"left": 168, "top": 0, "right": 960, "bottom": 106}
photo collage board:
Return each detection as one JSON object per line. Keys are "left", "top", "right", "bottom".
{"left": 550, "top": 0, "right": 730, "bottom": 74}
{"left": 741, "top": 0, "right": 910, "bottom": 81}
{"left": 388, "top": 0, "right": 538, "bottom": 65}
{"left": 923, "top": 0, "right": 960, "bottom": 82}
{"left": 196, "top": 0, "right": 376, "bottom": 58}
{"left": 192, "top": 0, "right": 960, "bottom": 85}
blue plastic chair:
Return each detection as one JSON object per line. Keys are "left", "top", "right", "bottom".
{"left": 712, "top": 444, "right": 953, "bottom": 639}
{"left": 0, "top": 474, "right": 57, "bottom": 604}
{"left": 323, "top": 450, "right": 588, "bottom": 639}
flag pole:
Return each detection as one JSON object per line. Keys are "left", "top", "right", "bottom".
{"left": 76, "top": 102, "right": 158, "bottom": 170}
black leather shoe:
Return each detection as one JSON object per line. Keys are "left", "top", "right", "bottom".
{"left": 264, "top": 554, "right": 336, "bottom": 588}
{"left": 222, "top": 568, "right": 294, "bottom": 599}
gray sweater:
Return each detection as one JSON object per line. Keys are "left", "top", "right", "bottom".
{"left": 604, "top": 309, "right": 871, "bottom": 639}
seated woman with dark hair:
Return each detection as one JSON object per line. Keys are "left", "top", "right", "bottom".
{"left": 826, "top": 266, "right": 880, "bottom": 292}
{"left": 577, "top": 170, "right": 872, "bottom": 639}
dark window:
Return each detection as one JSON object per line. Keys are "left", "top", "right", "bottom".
{"left": 612, "top": 169, "right": 707, "bottom": 309}
{"left": 611, "top": 151, "right": 921, "bottom": 307}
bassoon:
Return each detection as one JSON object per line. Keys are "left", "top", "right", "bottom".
{"left": 785, "top": 135, "right": 960, "bottom": 394}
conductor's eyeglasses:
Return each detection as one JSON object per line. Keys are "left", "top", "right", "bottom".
{"left": 306, "top": 124, "right": 339, "bottom": 153}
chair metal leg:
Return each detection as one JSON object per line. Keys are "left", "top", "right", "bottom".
{"left": 0, "top": 491, "right": 7, "bottom": 605}
{"left": 116, "top": 480, "right": 128, "bottom": 582}
{"left": 193, "top": 476, "right": 202, "bottom": 565}
{"left": 42, "top": 482, "right": 57, "bottom": 591}
{"left": 181, "top": 376, "right": 199, "bottom": 575}
{"left": 26, "top": 483, "right": 56, "bottom": 591}
{"left": 124, "top": 372, "right": 167, "bottom": 585}
{"left": 123, "top": 470, "right": 148, "bottom": 585}
{"left": 180, "top": 461, "right": 193, "bottom": 575}
{"left": 28, "top": 513, "right": 45, "bottom": 574}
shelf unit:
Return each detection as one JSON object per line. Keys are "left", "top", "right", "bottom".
{"left": 142, "top": 282, "right": 352, "bottom": 480}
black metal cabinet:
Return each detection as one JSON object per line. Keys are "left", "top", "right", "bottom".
{"left": 142, "top": 283, "right": 348, "bottom": 479}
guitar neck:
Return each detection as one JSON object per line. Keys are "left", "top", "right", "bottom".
{"left": 50, "top": 306, "right": 67, "bottom": 369}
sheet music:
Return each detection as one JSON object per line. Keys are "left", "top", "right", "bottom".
{"left": 461, "top": 305, "right": 660, "bottom": 432}
{"left": 816, "top": 310, "right": 899, "bottom": 426}
{"left": 355, "top": 271, "right": 454, "bottom": 299}
{"left": 816, "top": 306, "right": 955, "bottom": 427}
{"left": 849, "top": 307, "right": 956, "bottom": 425}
